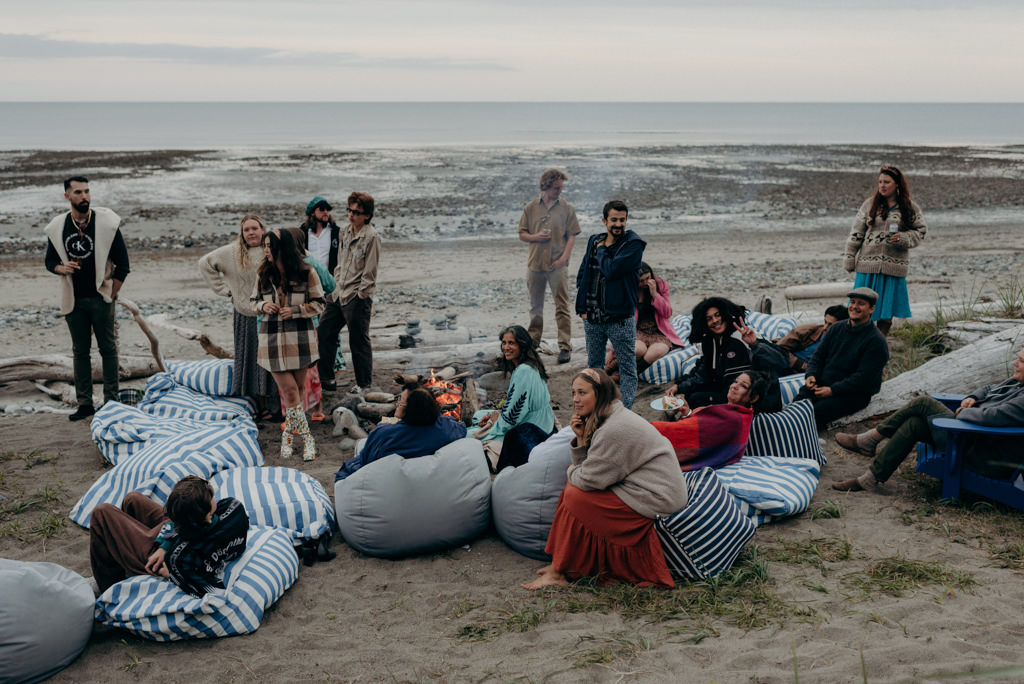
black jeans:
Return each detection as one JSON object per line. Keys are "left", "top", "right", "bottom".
{"left": 796, "top": 386, "right": 872, "bottom": 430}
{"left": 317, "top": 297, "right": 373, "bottom": 388}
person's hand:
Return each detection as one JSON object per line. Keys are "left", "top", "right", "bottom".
{"left": 889, "top": 234, "right": 900, "bottom": 245}
{"left": 534, "top": 232, "right": 551, "bottom": 243}
{"left": 58, "top": 262, "right": 80, "bottom": 275}
{"left": 570, "top": 413, "right": 585, "bottom": 440}
{"left": 665, "top": 384, "right": 679, "bottom": 397}
{"left": 805, "top": 375, "right": 817, "bottom": 389}
{"left": 735, "top": 319, "right": 757, "bottom": 346}
{"left": 646, "top": 278, "right": 658, "bottom": 297}
{"left": 813, "top": 385, "right": 833, "bottom": 398}
{"left": 959, "top": 397, "right": 977, "bottom": 410}
{"left": 145, "top": 548, "right": 169, "bottom": 578}
{"left": 280, "top": 306, "right": 294, "bottom": 320}
{"left": 668, "top": 397, "right": 691, "bottom": 421}
{"left": 262, "top": 302, "right": 280, "bottom": 314}
{"left": 550, "top": 255, "right": 567, "bottom": 270}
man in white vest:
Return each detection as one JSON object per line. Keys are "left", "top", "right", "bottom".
{"left": 44, "top": 176, "right": 131, "bottom": 421}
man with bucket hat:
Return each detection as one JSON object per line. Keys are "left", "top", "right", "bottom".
{"left": 795, "top": 287, "right": 889, "bottom": 429}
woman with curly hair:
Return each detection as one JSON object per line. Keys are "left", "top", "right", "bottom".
{"left": 844, "top": 165, "right": 927, "bottom": 336}
{"left": 474, "top": 325, "right": 556, "bottom": 472}
{"left": 523, "top": 369, "right": 687, "bottom": 590}
{"left": 252, "top": 229, "right": 325, "bottom": 461}
{"left": 197, "top": 213, "right": 277, "bottom": 419}
{"left": 665, "top": 296, "right": 751, "bottom": 408}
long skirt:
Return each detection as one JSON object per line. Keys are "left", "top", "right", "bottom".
{"left": 232, "top": 311, "right": 274, "bottom": 400}
{"left": 545, "top": 483, "right": 673, "bottom": 588}
{"left": 854, "top": 272, "right": 912, "bottom": 320}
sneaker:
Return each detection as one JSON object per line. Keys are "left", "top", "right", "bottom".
{"left": 69, "top": 405, "right": 95, "bottom": 422}
{"left": 557, "top": 349, "right": 571, "bottom": 364}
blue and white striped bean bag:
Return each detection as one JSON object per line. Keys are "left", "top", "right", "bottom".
{"left": 89, "top": 402, "right": 247, "bottom": 466}
{"left": 210, "top": 467, "right": 336, "bottom": 542}
{"left": 167, "top": 359, "right": 234, "bottom": 396}
{"left": 716, "top": 456, "right": 821, "bottom": 526}
{"left": 137, "top": 373, "right": 254, "bottom": 422}
{"left": 669, "top": 314, "right": 692, "bottom": 343}
{"left": 744, "top": 311, "right": 797, "bottom": 340}
{"left": 779, "top": 373, "right": 806, "bottom": 407}
{"left": 69, "top": 422, "right": 263, "bottom": 528}
{"left": 656, "top": 467, "right": 756, "bottom": 581}
{"left": 746, "top": 399, "right": 826, "bottom": 465}
{"left": 641, "top": 344, "right": 700, "bottom": 385}
{"left": 94, "top": 526, "right": 298, "bottom": 641}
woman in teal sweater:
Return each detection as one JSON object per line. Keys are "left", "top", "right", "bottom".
{"left": 475, "top": 325, "right": 556, "bottom": 472}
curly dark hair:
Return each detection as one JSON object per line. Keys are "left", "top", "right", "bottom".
{"left": 868, "top": 165, "right": 917, "bottom": 227}
{"left": 497, "top": 325, "right": 548, "bottom": 380}
{"left": 257, "top": 229, "right": 310, "bottom": 294}
{"left": 165, "top": 475, "right": 215, "bottom": 540}
{"left": 688, "top": 297, "right": 746, "bottom": 345}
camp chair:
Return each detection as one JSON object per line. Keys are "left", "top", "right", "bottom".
{"left": 915, "top": 393, "right": 1024, "bottom": 509}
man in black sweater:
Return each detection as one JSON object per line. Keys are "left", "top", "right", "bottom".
{"left": 795, "top": 287, "right": 889, "bottom": 429}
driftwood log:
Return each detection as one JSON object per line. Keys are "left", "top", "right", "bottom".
{"left": 118, "top": 298, "right": 167, "bottom": 372}
{"left": 837, "top": 323, "right": 1024, "bottom": 425}
{"left": 0, "top": 355, "right": 164, "bottom": 384}
{"left": 147, "top": 313, "right": 232, "bottom": 359}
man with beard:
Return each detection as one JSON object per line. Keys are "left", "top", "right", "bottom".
{"left": 300, "top": 196, "right": 340, "bottom": 275}
{"left": 575, "top": 200, "right": 646, "bottom": 409}
{"left": 317, "top": 192, "right": 381, "bottom": 395}
{"left": 44, "top": 176, "right": 130, "bottom": 421}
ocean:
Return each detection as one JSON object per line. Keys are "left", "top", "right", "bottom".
{"left": 2, "top": 102, "right": 1024, "bottom": 150}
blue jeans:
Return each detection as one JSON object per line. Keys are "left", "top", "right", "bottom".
{"left": 584, "top": 317, "right": 637, "bottom": 408}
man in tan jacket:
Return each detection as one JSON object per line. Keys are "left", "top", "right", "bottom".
{"left": 44, "top": 177, "right": 130, "bottom": 421}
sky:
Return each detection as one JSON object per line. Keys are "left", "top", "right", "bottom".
{"left": 2, "top": 0, "right": 1022, "bottom": 102}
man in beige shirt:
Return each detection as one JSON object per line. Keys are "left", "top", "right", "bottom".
{"left": 518, "top": 169, "right": 581, "bottom": 364}
{"left": 318, "top": 192, "right": 381, "bottom": 395}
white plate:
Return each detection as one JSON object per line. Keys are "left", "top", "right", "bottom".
{"left": 650, "top": 396, "right": 684, "bottom": 411}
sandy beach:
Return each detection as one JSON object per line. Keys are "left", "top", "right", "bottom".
{"left": 2, "top": 145, "right": 1024, "bottom": 682}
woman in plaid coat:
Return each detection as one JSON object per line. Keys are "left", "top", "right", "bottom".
{"left": 252, "top": 229, "right": 326, "bottom": 461}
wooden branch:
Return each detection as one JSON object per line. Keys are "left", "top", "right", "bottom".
{"left": 118, "top": 297, "right": 166, "bottom": 372}
{"left": 0, "top": 355, "right": 164, "bottom": 384}
{"left": 147, "top": 313, "right": 232, "bottom": 359}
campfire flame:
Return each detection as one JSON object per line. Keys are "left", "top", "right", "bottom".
{"left": 424, "top": 369, "right": 462, "bottom": 420}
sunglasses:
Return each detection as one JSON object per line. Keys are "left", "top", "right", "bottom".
{"left": 346, "top": 207, "right": 368, "bottom": 216}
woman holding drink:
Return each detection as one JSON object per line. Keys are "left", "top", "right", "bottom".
{"left": 843, "top": 165, "right": 927, "bottom": 335}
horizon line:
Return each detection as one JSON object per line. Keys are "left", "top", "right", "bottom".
{"left": 2, "top": 100, "right": 1023, "bottom": 105}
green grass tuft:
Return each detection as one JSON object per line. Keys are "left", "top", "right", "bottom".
{"left": 843, "top": 556, "right": 976, "bottom": 598}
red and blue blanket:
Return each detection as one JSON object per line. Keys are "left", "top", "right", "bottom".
{"left": 652, "top": 404, "right": 753, "bottom": 471}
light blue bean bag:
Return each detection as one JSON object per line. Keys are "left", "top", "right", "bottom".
{"left": 210, "top": 467, "right": 336, "bottom": 542}
{"left": 492, "top": 427, "right": 574, "bottom": 560}
{"left": 0, "top": 560, "right": 94, "bottom": 684}
{"left": 656, "top": 467, "right": 756, "bottom": 581}
{"left": 334, "top": 438, "right": 491, "bottom": 558}
{"left": 70, "top": 422, "right": 263, "bottom": 528}
{"left": 716, "top": 456, "right": 821, "bottom": 526}
{"left": 94, "top": 526, "right": 298, "bottom": 641}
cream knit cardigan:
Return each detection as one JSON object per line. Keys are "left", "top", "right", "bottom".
{"left": 844, "top": 198, "right": 926, "bottom": 278}
{"left": 197, "top": 242, "right": 265, "bottom": 316}
{"left": 44, "top": 207, "right": 122, "bottom": 316}
{"left": 568, "top": 401, "right": 688, "bottom": 519}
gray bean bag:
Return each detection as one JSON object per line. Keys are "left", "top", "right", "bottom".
{"left": 334, "top": 437, "right": 491, "bottom": 558}
{"left": 0, "top": 560, "right": 94, "bottom": 684}
{"left": 492, "top": 426, "right": 574, "bottom": 560}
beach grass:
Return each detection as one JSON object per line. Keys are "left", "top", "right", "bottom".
{"left": 842, "top": 556, "right": 976, "bottom": 598}
{"left": 808, "top": 499, "right": 845, "bottom": 520}
{"left": 761, "top": 535, "right": 853, "bottom": 575}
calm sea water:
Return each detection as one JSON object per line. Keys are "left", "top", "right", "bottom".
{"left": 1, "top": 102, "right": 1023, "bottom": 150}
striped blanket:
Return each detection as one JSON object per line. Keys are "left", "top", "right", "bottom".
{"left": 652, "top": 404, "right": 753, "bottom": 471}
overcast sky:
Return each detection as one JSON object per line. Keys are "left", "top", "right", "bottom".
{"left": 3, "top": 0, "right": 1022, "bottom": 101}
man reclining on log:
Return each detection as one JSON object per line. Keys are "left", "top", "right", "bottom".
{"left": 772, "top": 304, "right": 849, "bottom": 375}
{"left": 833, "top": 346, "right": 1024, "bottom": 492}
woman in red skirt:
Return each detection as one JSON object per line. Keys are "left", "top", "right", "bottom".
{"left": 524, "top": 368, "right": 689, "bottom": 590}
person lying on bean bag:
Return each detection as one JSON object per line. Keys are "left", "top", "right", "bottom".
{"left": 90, "top": 475, "right": 249, "bottom": 596}
{"left": 335, "top": 381, "right": 467, "bottom": 481}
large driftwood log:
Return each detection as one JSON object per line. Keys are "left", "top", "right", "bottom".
{"left": 0, "top": 355, "right": 164, "bottom": 383}
{"left": 118, "top": 297, "right": 167, "bottom": 372}
{"left": 147, "top": 314, "right": 232, "bottom": 359}
{"left": 837, "top": 323, "right": 1024, "bottom": 425}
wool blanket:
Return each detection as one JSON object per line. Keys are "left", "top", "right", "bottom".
{"left": 652, "top": 404, "right": 753, "bottom": 471}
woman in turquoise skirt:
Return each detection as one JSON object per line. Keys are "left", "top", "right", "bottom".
{"left": 843, "top": 165, "right": 927, "bottom": 335}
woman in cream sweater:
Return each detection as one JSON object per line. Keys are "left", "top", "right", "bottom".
{"left": 524, "top": 368, "right": 688, "bottom": 590}
{"left": 844, "top": 165, "right": 927, "bottom": 336}
{"left": 198, "top": 214, "right": 275, "bottom": 419}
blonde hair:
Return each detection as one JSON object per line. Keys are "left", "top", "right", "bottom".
{"left": 573, "top": 368, "right": 620, "bottom": 447}
{"left": 237, "top": 213, "right": 266, "bottom": 269}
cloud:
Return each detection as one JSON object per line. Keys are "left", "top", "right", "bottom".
{"left": 0, "top": 33, "right": 512, "bottom": 71}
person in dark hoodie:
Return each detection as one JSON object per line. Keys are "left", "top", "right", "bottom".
{"left": 665, "top": 297, "right": 752, "bottom": 409}
{"left": 575, "top": 200, "right": 646, "bottom": 408}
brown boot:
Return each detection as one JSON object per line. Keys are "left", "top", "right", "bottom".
{"left": 835, "top": 432, "right": 876, "bottom": 457}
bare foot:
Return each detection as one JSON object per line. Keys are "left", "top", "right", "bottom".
{"left": 535, "top": 564, "right": 553, "bottom": 576}
{"left": 522, "top": 568, "right": 568, "bottom": 590}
